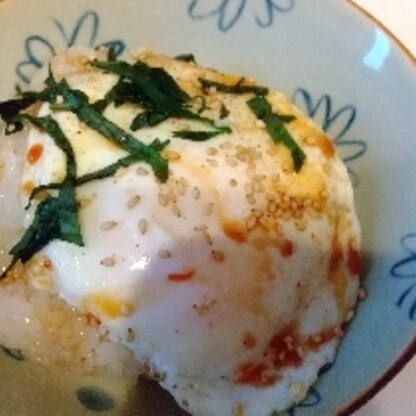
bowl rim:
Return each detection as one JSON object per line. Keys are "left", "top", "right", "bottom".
{"left": 0, "top": 1, "right": 415, "bottom": 414}
{"left": 337, "top": 2, "right": 416, "bottom": 414}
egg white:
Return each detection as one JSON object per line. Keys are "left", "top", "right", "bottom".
{"left": 5, "top": 48, "right": 361, "bottom": 416}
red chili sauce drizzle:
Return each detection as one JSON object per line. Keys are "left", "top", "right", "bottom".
{"left": 27, "top": 143, "right": 44, "bottom": 164}
{"left": 235, "top": 322, "right": 340, "bottom": 387}
{"left": 330, "top": 243, "right": 361, "bottom": 277}
{"left": 167, "top": 270, "right": 195, "bottom": 282}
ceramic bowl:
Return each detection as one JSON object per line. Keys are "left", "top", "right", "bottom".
{"left": 0, "top": 0, "right": 415, "bottom": 414}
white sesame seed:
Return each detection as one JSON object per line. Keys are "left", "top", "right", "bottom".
{"left": 236, "top": 152, "right": 248, "bottom": 162}
{"left": 192, "top": 187, "right": 201, "bottom": 200}
{"left": 202, "top": 231, "right": 213, "bottom": 245}
{"left": 100, "top": 256, "right": 116, "bottom": 267}
{"left": 120, "top": 304, "right": 131, "bottom": 316}
{"left": 127, "top": 328, "right": 136, "bottom": 342}
{"left": 295, "top": 220, "right": 307, "bottom": 231}
{"left": 171, "top": 204, "right": 182, "bottom": 217}
{"left": 252, "top": 208, "right": 263, "bottom": 218}
{"left": 244, "top": 183, "right": 254, "bottom": 196}
{"left": 211, "top": 250, "right": 225, "bottom": 262}
{"left": 166, "top": 190, "right": 177, "bottom": 204}
{"left": 207, "top": 158, "right": 219, "bottom": 167}
{"left": 203, "top": 203, "right": 214, "bottom": 216}
{"left": 358, "top": 288, "right": 367, "bottom": 300}
{"left": 246, "top": 215, "right": 257, "bottom": 231}
{"left": 78, "top": 197, "right": 92, "bottom": 209}
{"left": 138, "top": 219, "right": 148, "bottom": 235}
{"left": 127, "top": 195, "right": 141, "bottom": 209}
{"left": 158, "top": 193, "right": 169, "bottom": 207}
{"left": 115, "top": 167, "right": 128, "bottom": 178}
{"left": 100, "top": 221, "right": 118, "bottom": 231}
{"left": 136, "top": 167, "right": 149, "bottom": 176}
{"left": 305, "top": 136, "right": 317, "bottom": 146}
{"left": 226, "top": 158, "right": 238, "bottom": 167}
{"left": 253, "top": 237, "right": 267, "bottom": 249}
{"left": 206, "top": 147, "right": 218, "bottom": 156}
{"left": 220, "top": 141, "right": 232, "bottom": 150}
{"left": 345, "top": 310, "right": 355, "bottom": 322}
{"left": 158, "top": 249, "right": 172, "bottom": 259}
{"left": 166, "top": 151, "right": 181, "bottom": 161}
{"left": 195, "top": 226, "right": 213, "bottom": 245}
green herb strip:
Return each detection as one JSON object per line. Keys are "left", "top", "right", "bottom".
{"left": 43, "top": 76, "right": 169, "bottom": 182}
{"left": 247, "top": 95, "right": 306, "bottom": 172}
{"left": 172, "top": 130, "right": 224, "bottom": 141}
{"left": 93, "top": 60, "right": 188, "bottom": 110}
{"left": 1, "top": 115, "right": 83, "bottom": 279}
{"left": 199, "top": 78, "right": 269, "bottom": 95}
{"left": 24, "top": 115, "right": 77, "bottom": 180}
{"left": 92, "top": 60, "right": 230, "bottom": 137}
{"left": 76, "top": 139, "right": 169, "bottom": 186}
{"left": 0, "top": 96, "right": 37, "bottom": 134}
{"left": 220, "top": 103, "right": 230, "bottom": 119}
{"left": 174, "top": 53, "right": 196, "bottom": 63}
{"left": 0, "top": 59, "right": 266, "bottom": 277}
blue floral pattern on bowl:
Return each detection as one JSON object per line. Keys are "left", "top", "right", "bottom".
{"left": 188, "top": 0, "right": 295, "bottom": 32}
{"left": 16, "top": 10, "right": 125, "bottom": 84}
{"left": 292, "top": 88, "right": 367, "bottom": 186}
{"left": 283, "top": 387, "right": 322, "bottom": 415}
{"left": 391, "top": 233, "right": 416, "bottom": 320}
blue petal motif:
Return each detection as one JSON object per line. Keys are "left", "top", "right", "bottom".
{"left": 279, "top": 387, "right": 322, "bottom": 416}
{"left": 292, "top": 88, "right": 367, "bottom": 186}
{"left": 188, "top": 0, "right": 294, "bottom": 32}
{"left": 16, "top": 11, "right": 125, "bottom": 84}
{"left": 390, "top": 233, "right": 416, "bottom": 320}
{"left": 255, "top": 0, "right": 294, "bottom": 28}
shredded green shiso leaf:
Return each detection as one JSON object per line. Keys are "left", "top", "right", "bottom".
{"left": 0, "top": 52, "right": 305, "bottom": 278}
{"left": 247, "top": 94, "right": 305, "bottom": 172}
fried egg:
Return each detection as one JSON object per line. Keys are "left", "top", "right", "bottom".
{"left": 0, "top": 47, "right": 361, "bottom": 416}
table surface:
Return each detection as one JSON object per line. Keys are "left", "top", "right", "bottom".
{"left": 350, "top": 1, "right": 416, "bottom": 415}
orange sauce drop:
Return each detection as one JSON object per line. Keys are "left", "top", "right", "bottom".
{"left": 235, "top": 323, "right": 303, "bottom": 387}
{"left": 347, "top": 245, "right": 362, "bottom": 276}
{"left": 306, "top": 326, "right": 338, "bottom": 351}
{"left": 167, "top": 270, "right": 195, "bottom": 282}
{"left": 316, "top": 134, "right": 336, "bottom": 158}
{"left": 82, "top": 293, "right": 134, "bottom": 319}
{"left": 279, "top": 239, "right": 294, "bottom": 257}
{"left": 329, "top": 247, "right": 343, "bottom": 273}
{"left": 223, "top": 221, "right": 247, "bottom": 243}
{"left": 21, "top": 180, "right": 35, "bottom": 195}
{"left": 235, "top": 363, "right": 278, "bottom": 387}
{"left": 27, "top": 143, "right": 44, "bottom": 164}
{"left": 268, "top": 324, "right": 303, "bottom": 369}
{"left": 242, "top": 331, "right": 257, "bottom": 349}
